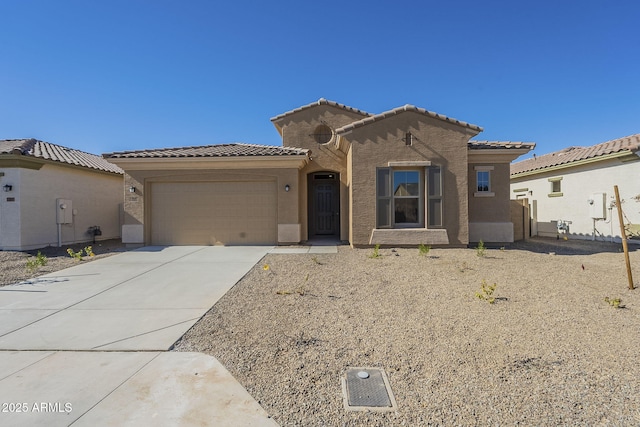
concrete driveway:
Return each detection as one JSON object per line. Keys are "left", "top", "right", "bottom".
{"left": 0, "top": 246, "right": 278, "bottom": 426}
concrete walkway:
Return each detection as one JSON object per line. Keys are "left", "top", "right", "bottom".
{"left": 0, "top": 246, "right": 277, "bottom": 426}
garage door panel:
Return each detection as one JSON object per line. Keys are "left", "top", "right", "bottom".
{"left": 151, "top": 181, "right": 277, "bottom": 245}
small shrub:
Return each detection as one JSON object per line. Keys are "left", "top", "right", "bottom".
{"left": 369, "top": 244, "right": 381, "bottom": 259}
{"left": 67, "top": 248, "right": 84, "bottom": 261}
{"left": 604, "top": 297, "right": 623, "bottom": 309}
{"left": 26, "top": 251, "right": 48, "bottom": 272}
{"left": 418, "top": 244, "right": 431, "bottom": 256}
{"left": 476, "top": 240, "right": 486, "bottom": 257}
{"left": 84, "top": 246, "right": 95, "bottom": 257}
{"left": 475, "top": 279, "right": 497, "bottom": 304}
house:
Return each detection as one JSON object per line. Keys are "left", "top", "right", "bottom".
{"left": 510, "top": 133, "right": 640, "bottom": 243}
{"left": 105, "top": 99, "right": 534, "bottom": 247}
{"left": 0, "top": 139, "right": 124, "bottom": 251}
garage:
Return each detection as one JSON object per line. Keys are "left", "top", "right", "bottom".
{"left": 150, "top": 180, "right": 277, "bottom": 245}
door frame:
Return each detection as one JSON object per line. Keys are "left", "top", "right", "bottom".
{"left": 307, "top": 171, "right": 340, "bottom": 238}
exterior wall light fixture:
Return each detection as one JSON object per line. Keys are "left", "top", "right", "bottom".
{"left": 284, "top": 184, "right": 290, "bottom": 192}
{"left": 129, "top": 186, "right": 136, "bottom": 193}
{"left": 3, "top": 184, "right": 12, "bottom": 192}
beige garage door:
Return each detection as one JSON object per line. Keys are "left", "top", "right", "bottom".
{"left": 151, "top": 181, "right": 277, "bottom": 245}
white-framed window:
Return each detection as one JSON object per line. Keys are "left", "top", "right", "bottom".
{"left": 376, "top": 166, "right": 442, "bottom": 228}
{"left": 474, "top": 165, "right": 495, "bottom": 197}
{"left": 548, "top": 177, "right": 563, "bottom": 197}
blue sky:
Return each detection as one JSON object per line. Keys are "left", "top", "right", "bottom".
{"left": 1, "top": 0, "right": 638, "bottom": 159}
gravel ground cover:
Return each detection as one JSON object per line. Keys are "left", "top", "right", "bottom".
{"left": 174, "top": 238, "right": 640, "bottom": 426}
{"left": 0, "top": 239, "right": 128, "bottom": 287}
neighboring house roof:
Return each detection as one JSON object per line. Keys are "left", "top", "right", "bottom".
{"left": 0, "top": 138, "right": 123, "bottom": 174}
{"left": 270, "top": 98, "right": 371, "bottom": 122}
{"left": 104, "top": 143, "right": 309, "bottom": 159}
{"left": 469, "top": 141, "right": 536, "bottom": 150}
{"left": 335, "top": 104, "right": 484, "bottom": 134}
{"left": 510, "top": 133, "right": 640, "bottom": 176}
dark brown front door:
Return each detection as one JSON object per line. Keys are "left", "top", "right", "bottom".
{"left": 309, "top": 173, "right": 339, "bottom": 237}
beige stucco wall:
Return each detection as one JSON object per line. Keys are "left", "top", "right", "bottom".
{"left": 346, "top": 112, "right": 474, "bottom": 247}
{"left": 0, "top": 164, "right": 123, "bottom": 250}
{"left": 276, "top": 105, "right": 366, "bottom": 242}
{"left": 122, "top": 167, "right": 300, "bottom": 245}
{"left": 511, "top": 156, "right": 640, "bottom": 243}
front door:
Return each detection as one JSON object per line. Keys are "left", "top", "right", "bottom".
{"left": 309, "top": 172, "right": 339, "bottom": 237}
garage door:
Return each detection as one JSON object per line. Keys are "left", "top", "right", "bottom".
{"left": 150, "top": 181, "right": 277, "bottom": 245}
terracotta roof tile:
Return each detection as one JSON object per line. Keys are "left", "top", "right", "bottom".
{"left": 270, "top": 98, "right": 371, "bottom": 122}
{"left": 104, "top": 143, "right": 309, "bottom": 159}
{"left": 510, "top": 133, "right": 640, "bottom": 175}
{"left": 469, "top": 141, "right": 536, "bottom": 150}
{"left": 335, "top": 104, "right": 483, "bottom": 134}
{"left": 0, "top": 139, "right": 123, "bottom": 174}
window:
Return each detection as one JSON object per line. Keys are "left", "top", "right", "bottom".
{"left": 474, "top": 165, "right": 495, "bottom": 197}
{"left": 548, "top": 177, "right": 563, "bottom": 197}
{"left": 376, "top": 166, "right": 442, "bottom": 228}
{"left": 312, "top": 124, "right": 333, "bottom": 144}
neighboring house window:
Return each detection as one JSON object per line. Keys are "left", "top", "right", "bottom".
{"left": 548, "top": 177, "right": 563, "bottom": 197}
{"left": 376, "top": 166, "right": 442, "bottom": 228}
{"left": 474, "top": 166, "right": 495, "bottom": 197}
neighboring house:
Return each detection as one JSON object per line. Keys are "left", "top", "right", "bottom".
{"left": 510, "top": 134, "right": 640, "bottom": 243}
{"left": 105, "top": 99, "right": 533, "bottom": 247}
{"left": 0, "top": 139, "right": 124, "bottom": 251}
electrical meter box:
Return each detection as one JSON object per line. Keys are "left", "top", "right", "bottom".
{"left": 56, "top": 199, "right": 73, "bottom": 224}
{"left": 589, "top": 193, "right": 606, "bottom": 219}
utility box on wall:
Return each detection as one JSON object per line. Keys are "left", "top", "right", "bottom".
{"left": 56, "top": 199, "right": 73, "bottom": 224}
{"left": 589, "top": 193, "right": 606, "bottom": 219}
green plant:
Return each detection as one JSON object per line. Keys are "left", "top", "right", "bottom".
{"left": 369, "top": 244, "right": 381, "bottom": 259}
{"left": 604, "top": 297, "right": 623, "bottom": 309}
{"left": 311, "top": 256, "right": 323, "bottom": 265}
{"left": 418, "top": 243, "right": 431, "bottom": 256}
{"left": 476, "top": 240, "right": 486, "bottom": 257}
{"left": 475, "top": 279, "right": 497, "bottom": 304}
{"left": 26, "top": 251, "right": 48, "bottom": 272}
{"left": 67, "top": 248, "right": 84, "bottom": 261}
{"left": 67, "top": 246, "right": 94, "bottom": 261}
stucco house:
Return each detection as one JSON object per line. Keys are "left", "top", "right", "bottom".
{"left": 0, "top": 139, "right": 124, "bottom": 251}
{"left": 510, "top": 133, "right": 640, "bottom": 243}
{"left": 105, "top": 99, "right": 534, "bottom": 247}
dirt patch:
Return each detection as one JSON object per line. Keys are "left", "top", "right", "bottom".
{"left": 174, "top": 238, "right": 640, "bottom": 425}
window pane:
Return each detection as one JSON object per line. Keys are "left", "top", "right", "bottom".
{"left": 428, "top": 167, "right": 441, "bottom": 197}
{"left": 377, "top": 198, "right": 391, "bottom": 227}
{"left": 477, "top": 171, "right": 490, "bottom": 192}
{"left": 395, "top": 198, "right": 419, "bottom": 223}
{"left": 377, "top": 168, "right": 390, "bottom": 197}
{"left": 428, "top": 199, "right": 442, "bottom": 227}
{"left": 552, "top": 180, "right": 561, "bottom": 193}
{"left": 393, "top": 171, "right": 419, "bottom": 196}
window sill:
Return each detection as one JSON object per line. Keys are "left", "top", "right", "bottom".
{"left": 474, "top": 192, "right": 495, "bottom": 198}
{"left": 548, "top": 192, "right": 564, "bottom": 198}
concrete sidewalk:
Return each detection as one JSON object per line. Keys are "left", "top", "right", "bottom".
{"left": 0, "top": 246, "right": 277, "bottom": 426}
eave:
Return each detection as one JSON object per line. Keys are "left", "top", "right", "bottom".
{"left": 106, "top": 155, "right": 310, "bottom": 171}
{"left": 510, "top": 150, "right": 639, "bottom": 179}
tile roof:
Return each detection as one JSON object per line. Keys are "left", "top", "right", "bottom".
{"left": 510, "top": 133, "right": 640, "bottom": 176}
{"left": 0, "top": 138, "right": 123, "bottom": 174}
{"left": 335, "top": 104, "right": 483, "bottom": 134}
{"left": 104, "top": 143, "right": 309, "bottom": 159}
{"left": 469, "top": 141, "right": 536, "bottom": 150}
{"left": 270, "top": 98, "right": 371, "bottom": 122}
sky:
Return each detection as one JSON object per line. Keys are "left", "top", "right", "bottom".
{"left": 1, "top": 0, "right": 638, "bottom": 159}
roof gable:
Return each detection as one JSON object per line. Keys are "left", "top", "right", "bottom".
{"left": 511, "top": 133, "right": 640, "bottom": 176}
{"left": 0, "top": 139, "right": 123, "bottom": 174}
{"left": 270, "top": 98, "right": 371, "bottom": 123}
{"left": 104, "top": 143, "right": 309, "bottom": 159}
{"left": 335, "top": 104, "right": 483, "bottom": 135}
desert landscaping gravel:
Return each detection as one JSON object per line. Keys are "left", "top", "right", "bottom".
{"left": 174, "top": 238, "right": 640, "bottom": 426}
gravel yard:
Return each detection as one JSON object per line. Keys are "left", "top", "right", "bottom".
{"left": 174, "top": 238, "right": 640, "bottom": 426}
